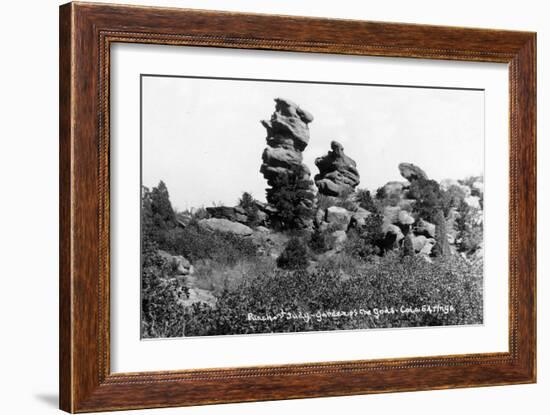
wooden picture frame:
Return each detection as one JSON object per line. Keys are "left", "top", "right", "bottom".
{"left": 59, "top": 2, "right": 536, "bottom": 412}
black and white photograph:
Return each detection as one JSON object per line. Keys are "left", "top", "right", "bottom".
{"left": 140, "top": 75, "right": 485, "bottom": 339}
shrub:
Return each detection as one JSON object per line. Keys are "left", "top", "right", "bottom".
{"left": 402, "top": 233, "right": 415, "bottom": 257}
{"left": 164, "top": 223, "right": 257, "bottom": 266}
{"left": 181, "top": 253, "right": 483, "bottom": 336}
{"left": 344, "top": 214, "right": 385, "bottom": 259}
{"left": 277, "top": 237, "right": 310, "bottom": 270}
{"left": 141, "top": 237, "right": 188, "bottom": 338}
{"left": 309, "top": 224, "right": 338, "bottom": 253}
{"left": 455, "top": 199, "right": 483, "bottom": 255}
{"left": 238, "top": 191, "right": 261, "bottom": 226}
{"left": 355, "top": 188, "right": 378, "bottom": 212}
{"left": 408, "top": 178, "right": 444, "bottom": 222}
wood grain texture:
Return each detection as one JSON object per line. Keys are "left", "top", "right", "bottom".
{"left": 59, "top": 2, "right": 537, "bottom": 412}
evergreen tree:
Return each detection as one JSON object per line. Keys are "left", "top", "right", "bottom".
{"left": 277, "top": 237, "right": 310, "bottom": 270}
{"left": 266, "top": 165, "right": 315, "bottom": 230}
{"left": 408, "top": 178, "right": 444, "bottom": 222}
{"left": 150, "top": 180, "right": 176, "bottom": 230}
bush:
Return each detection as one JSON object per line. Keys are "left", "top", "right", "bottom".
{"left": 164, "top": 223, "right": 257, "bottom": 266}
{"left": 407, "top": 178, "right": 444, "bottom": 222}
{"left": 181, "top": 253, "right": 483, "bottom": 336}
{"left": 277, "top": 237, "right": 310, "bottom": 270}
{"left": 455, "top": 199, "right": 483, "bottom": 255}
{"left": 308, "top": 224, "right": 338, "bottom": 253}
{"left": 238, "top": 191, "right": 262, "bottom": 226}
{"left": 141, "top": 237, "right": 188, "bottom": 338}
{"left": 355, "top": 188, "right": 378, "bottom": 212}
{"left": 343, "top": 214, "right": 385, "bottom": 259}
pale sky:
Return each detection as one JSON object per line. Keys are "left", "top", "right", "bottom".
{"left": 142, "top": 76, "right": 484, "bottom": 211}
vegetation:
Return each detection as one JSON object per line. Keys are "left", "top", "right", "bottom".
{"left": 266, "top": 165, "right": 315, "bottom": 230}
{"left": 141, "top": 231, "right": 188, "bottom": 338}
{"left": 343, "top": 214, "right": 385, "bottom": 259}
{"left": 141, "top": 176, "right": 484, "bottom": 338}
{"left": 238, "top": 191, "right": 262, "bottom": 226}
{"left": 181, "top": 253, "right": 483, "bottom": 336}
{"left": 277, "top": 237, "right": 310, "bottom": 270}
{"left": 407, "top": 178, "right": 444, "bottom": 222}
{"left": 355, "top": 188, "right": 378, "bottom": 212}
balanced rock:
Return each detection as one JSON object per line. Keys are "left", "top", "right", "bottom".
{"left": 398, "top": 162, "right": 428, "bottom": 182}
{"left": 315, "top": 141, "right": 360, "bottom": 197}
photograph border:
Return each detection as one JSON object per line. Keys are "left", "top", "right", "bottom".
{"left": 59, "top": 2, "right": 536, "bottom": 412}
{"left": 138, "top": 72, "right": 487, "bottom": 340}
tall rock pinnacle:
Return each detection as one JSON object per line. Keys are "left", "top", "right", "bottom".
{"left": 260, "top": 98, "right": 316, "bottom": 229}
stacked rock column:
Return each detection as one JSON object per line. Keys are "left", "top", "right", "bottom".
{"left": 260, "top": 98, "right": 316, "bottom": 229}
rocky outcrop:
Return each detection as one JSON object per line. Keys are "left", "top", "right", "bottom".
{"left": 260, "top": 98, "right": 316, "bottom": 228}
{"left": 198, "top": 218, "right": 253, "bottom": 236}
{"left": 415, "top": 218, "right": 436, "bottom": 238}
{"left": 350, "top": 207, "right": 371, "bottom": 228}
{"left": 325, "top": 206, "right": 352, "bottom": 231}
{"left": 315, "top": 141, "right": 360, "bottom": 197}
{"left": 206, "top": 206, "right": 248, "bottom": 223}
{"left": 398, "top": 162, "right": 428, "bottom": 182}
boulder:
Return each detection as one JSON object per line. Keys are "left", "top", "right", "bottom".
{"left": 314, "top": 208, "right": 326, "bottom": 227}
{"left": 383, "top": 206, "right": 401, "bottom": 224}
{"left": 382, "top": 222, "right": 404, "bottom": 244}
{"left": 350, "top": 207, "right": 371, "bottom": 228}
{"left": 158, "top": 251, "right": 194, "bottom": 276}
{"left": 411, "top": 235, "right": 436, "bottom": 254}
{"left": 398, "top": 162, "right": 428, "bottom": 181}
{"left": 419, "top": 239, "right": 436, "bottom": 255}
{"left": 176, "top": 213, "right": 192, "bottom": 228}
{"left": 397, "top": 198, "right": 416, "bottom": 211}
{"left": 382, "top": 181, "right": 408, "bottom": 198}
{"left": 314, "top": 141, "right": 360, "bottom": 197}
{"left": 332, "top": 230, "right": 348, "bottom": 251}
{"left": 198, "top": 218, "right": 253, "bottom": 236}
{"left": 472, "top": 180, "right": 484, "bottom": 194}
{"left": 415, "top": 219, "right": 436, "bottom": 238}
{"left": 398, "top": 210, "right": 415, "bottom": 225}
{"left": 326, "top": 206, "right": 352, "bottom": 231}
{"left": 465, "top": 195, "right": 481, "bottom": 209}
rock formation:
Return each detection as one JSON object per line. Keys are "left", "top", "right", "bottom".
{"left": 314, "top": 141, "right": 360, "bottom": 197}
{"left": 198, "top": 218, "right": 253, "bottom": 236}
{"left": 260, "top": 98, "right": 316, "bottom": 229}
{"left": 398, "top": 162, "right": 428, "bottom": 182}
{"left": 260, "top": 98, "right": 314, "bottom": 184}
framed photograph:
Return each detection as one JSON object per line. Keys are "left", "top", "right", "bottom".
{"left": 59, "top": 2, "right": 536, "bottom": 412}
